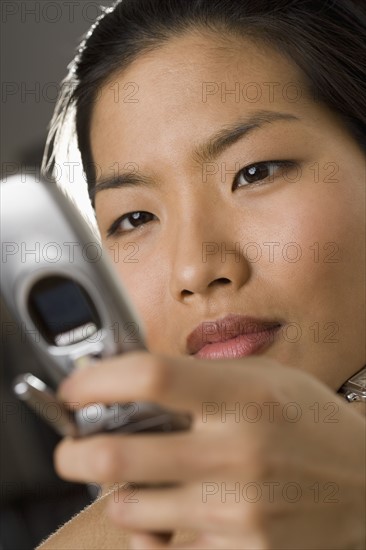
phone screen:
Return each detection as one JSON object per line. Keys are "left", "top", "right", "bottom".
{"left": 28, "top": 275, "right": 101, "bottom": 346}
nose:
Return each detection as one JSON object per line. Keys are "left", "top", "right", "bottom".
{"left": 169, "top": 210, "right": 251, "bottom": 302}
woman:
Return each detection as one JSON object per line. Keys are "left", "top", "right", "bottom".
{"left": 38, "top": 0, "right": 366, "bottom": 548}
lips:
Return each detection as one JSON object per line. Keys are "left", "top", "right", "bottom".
{"left": 186, "top": 314, "right": 282, "bottom": 359}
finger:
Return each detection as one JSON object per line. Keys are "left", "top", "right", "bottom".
{"left": 108, "top": 485, "right": 267, "bottom": 547}
{"left": 106, "top": 483, "right": 283, "bottom": 548}
{"left": 54, "top": 430, "right": 242, "bottom": 483}
{"left": 57, "top": 351, "right": 274, "bottom": 414}
{"left": 107, "top": 484, "right": 200, "bottom": 532}
{"left": 129, "top": 533, "right": 170, "bottom": 550}
{"left": 129, "top": 531, "right": 258, "bottom": 550}
{"left": 129, "top": 532, "right": 205, "bottom": 550}
{"left": 107, "top": 483, "right": 260, "bottom": 534}
{"left": 348, "top": 400, "right": 366, "bottom": 418}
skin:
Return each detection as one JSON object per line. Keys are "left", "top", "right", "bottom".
{"left": 55, "top": 31, "right": 366, "bottom": 549}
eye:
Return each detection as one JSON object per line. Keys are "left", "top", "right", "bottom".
{"left": 107, "top": 211, "right": 156, "bottom": 237}
{"left": 233, "top": 160, "right": 297, "bottom": 189}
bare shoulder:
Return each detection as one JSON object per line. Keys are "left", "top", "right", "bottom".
{"left": 36, "top": 487, "right": 198, "bottom": 550}
{"left": 36, "top": 490, "right": 131, "bottom": 550}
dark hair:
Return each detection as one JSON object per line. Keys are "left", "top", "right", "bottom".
{"left": 43, "top": 0, "right": 366, "bottom": 203}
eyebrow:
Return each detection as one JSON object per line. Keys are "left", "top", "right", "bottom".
{"left": 92, "top": 110, "right": 300, "bottom": 200}
{"left": 192, "top": 110, "right": 300, "bottom": 165}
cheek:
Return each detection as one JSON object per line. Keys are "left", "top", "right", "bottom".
{"left": 254, "top": 179, "right": 365, "bottom": 382}
{"left": 103, "top": 244, "right": 169, "bottom": 348}
{"left": 250, "top": 172, "right": 365, "bottom": 296}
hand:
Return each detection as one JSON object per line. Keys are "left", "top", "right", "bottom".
{"left": 55, "top": 352, "right": 366, "bottom": 549}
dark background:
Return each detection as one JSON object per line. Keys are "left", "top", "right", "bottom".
{"left": 1, "top": 2, "right": 114, "bottom": 548}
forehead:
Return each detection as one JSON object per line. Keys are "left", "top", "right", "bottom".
{"left": 90, "top": 30, "right": 313, "bottom": 165}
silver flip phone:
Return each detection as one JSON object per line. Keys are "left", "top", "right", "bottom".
{"left": 1, "top": 174, "right": 190, "bottom": 437}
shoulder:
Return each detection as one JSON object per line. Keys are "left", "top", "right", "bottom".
{"left": 36, "top": 487, "right": 198, "bottom": 550}
{"left": 36, "top": 489, "right": 131, "bottom": 550}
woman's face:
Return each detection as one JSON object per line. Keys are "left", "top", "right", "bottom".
{"left": 90, "top": 31, "right": 365, "bottom": 390}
